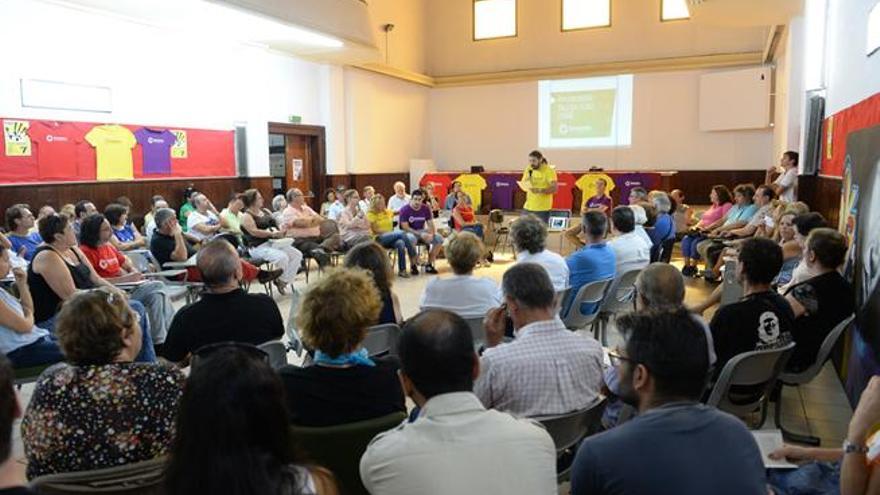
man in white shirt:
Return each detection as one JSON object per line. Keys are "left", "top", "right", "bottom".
{"left": 358, "top": 186, "right": 375, "bottom": 214}
{"left": 386, "top": 181, "right": 411, "bottom": 216}
{"left": 476, "top": 263, "right": 604, "bottom": 417}
{"left": 629, "top": 204, "right": 653, "bottom": 249}
{"left": 767, "top": 150, "right": 799, "bottom": 202}
{"left": 360, "top": 310, "right": 556, "bottom": 495}
{"left": 186, "top": 193, "right": 221, "bottom": 242}
{"left": 510, "top": 214, "right": 569, "bottom": 291}
{"left": 607, "top": 206, "right": 650, "bottom": 275}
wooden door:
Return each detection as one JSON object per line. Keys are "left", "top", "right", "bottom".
{"left": 268, "top": 123, "right": 326, "bottom": 211}
{"left": 285, "top": 135, "right": 312, "bottom": 198}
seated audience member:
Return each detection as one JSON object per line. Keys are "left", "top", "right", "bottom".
{"left": 104, "top": 203, "right": 146, "bottom": 251}
{"left": 319, "top": 189, "right": 336, "bottom": 218}
{"left": 419, "top": 232, "right": 501, "bottom": 318}
{"left": 607, "top": 206, "right": 650, "bottom": 275}
{"left": 766, "top": 375, "right": 880, "bottom": 495}
{"left": 629, "top": 204, "right": 653, "bottom": 249}
{"left": 28, "top": 215, "right": 156, "bottom": 362}
{"left": 239, "top": 189, "right": 303, "bottom": 294}
{"left": 698, "top": 184, "right": 759, "bottom": 279}
{"left": 281, "top": 268, "right": 404, "bottom": 426}
{"left": 161, "top": 240, "right": 284, "bottom": 364}
{"left": 443, "top": 181, "right": 468, "bottom": 210}
{"left": 344, "top": 242, "right": 402, "bottom": 324}
{"left": 367, "top": 194, "right": 418, "bottom": 277}
{"left": 670, "top": 189, "right": 695, "bottom": 234}
{"left": 359, "top": 185, "right": 375, "bottom": 213}
{"left": 186, "top": 193, "right": 222, "bottom": 242}
{"left": 280, "top": 188, "right": 337, "bottom": 267}
{"left": 571, "top": 309, "right": 767, "bottom": 495}
{"left": 477, "top": 263, "right": 604, "bottom": 417}
{"left": 709, "top": 238, "right": 794, "bottom": 376}
{"left": 511, "top": 214, "right": 569, "bottom": 291}
{"left": 143, "top": 198, "right": 168, "bottom": 244}
{"left": 218, "top": 192, "right": 244, "bottom": 241}
{"left": 270, "top": 194, "right": 287, "bottom": 226}
{"left": 150, "top": 207, "right": 278, "bottom": 286}
{"left": 681, "top": 185, "right": 734, "bottom": 276}
{"left": 338, "top": 189, "right": 374, "bottom": 249}
{"left": 647, "top": 192, "right": 675, "bottom": 259}
{"left": 0, "top": 245, "right": 63, "bottom": 369}
{"left": 79, "top": 214, "right": 174, "bottom": 348}
{"left": 780, "top": 212, "right": 829, "bottom": 291}
{"left": 165, "top": 345, "right": 337, "bottom": 495}
{"left": 564, "top": 211, "right": 616, "bottom": 316}
{"left": 387, "top": 181, "right": 411, "bottom": 217}
{"left": 360, "top": 309, "right": 556, "bottom": 495}
{"left": 424, "top": 182, "right": 442, "bottom": 218}
{"left": 452, "top": 191, "right": 492, "bottom": 265}
{"left": 34, "top": 205, "right": 56, "bottom": 229}
{"left": 0, "top": 355, "right": 38, "bottom": 493}
{"left": 774, "top": 210, "right": 802, "bottom": 286}
{"left": 784, "top": 228, "right": 855, "bottom": 372}
{"left": 325, "top": 190, "right": 345, "bottom": 222}
{"left": 142, "top": 195, "right": 165, "bottom": 230}
{"left": 21, "top": 290, "right": 183, "bottom": 479}
{"left": 72, "top": 200, "right": 97, "bottom": 240}
{"left": 399, "top": 189, "right": 442, "bottom": 274}
{"left": 58, "top": 204, "right": 75, "bottom": 224}
{"left": 4, "top": 205, "right": 42, "bottom": 262}
{"left": 628, "top": 186, "right": 648, "bottom": 205}
{"left": 565, "top": 179, "right": 614, "bottom": 250}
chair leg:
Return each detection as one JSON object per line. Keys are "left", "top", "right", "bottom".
{"left": 774, "top": 383, "right": 821, "bottom": 446}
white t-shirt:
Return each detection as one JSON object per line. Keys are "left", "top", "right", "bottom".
{"left": 186, "top": 210, "right": 219, "bottom": 241}
{"left": 420, "top": 274, "right": 502, "bottom": 318}
{"left": 387, "top": 195, "right": 411, "bottom": 214}
{"left": 516, "top": 250, "right": 570, "bottom": 291}
{"left": 608, "top": 231, "right": 650, "bottom": 275}
{"left": 775, "top": 167, "right": 798, "bottom": 202}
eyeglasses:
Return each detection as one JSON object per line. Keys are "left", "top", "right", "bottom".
{"left": 607, "top": 348, "right": 636, "bottom": 368}
{"left": 191, "top": 341, "right": 269, "bottom": 369}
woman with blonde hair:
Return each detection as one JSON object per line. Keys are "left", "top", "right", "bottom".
{"left": 366, "top": 193, "right": 418, "bottom": 277}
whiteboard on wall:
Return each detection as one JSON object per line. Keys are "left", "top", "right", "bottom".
{"left": 699, "top": 67, "right": 771, "bottom": 131}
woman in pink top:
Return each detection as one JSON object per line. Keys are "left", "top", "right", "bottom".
{"left": 680, "top": 185, "right": 733, "bottom": 276}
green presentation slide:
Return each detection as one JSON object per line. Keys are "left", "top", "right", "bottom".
{"left": 549, "top": 89, "right": 616, "bottom": 139}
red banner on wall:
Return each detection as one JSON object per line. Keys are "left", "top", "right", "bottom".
{"left": 0, "top": 117, "right": 235, "bottom": 184}
{"left": 821, "top": 92, "right": 880, "bottom": 178}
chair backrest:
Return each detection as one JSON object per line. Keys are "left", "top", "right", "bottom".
{"left": 463, "top": 317, "right": 487, "bottom": 348}
{"left": 127, "top": 249, "right": 156, "bottom": 274}
{"left": 532, "top": 397, "right": 607, "bottom": 454}
{"left": 719, "top": 260, "right": 744, "bottom": 308}
{"left": 561, "top": 279, "right": 612, "bottom": 330}
{"left": 362, "top": 324, "right": 402, "bottom": 358}
{"left": 258, "top": 340, "right": 289, "bottom": 370}
{"left": 555, "top": 287, "right": 572, "bottom": 315}
{"left": 780, "top": 314, "right": 855, "bottom": 384}
{"left": 29, "top": 457, "right": 166, "bottom": 495}
{"left": 658, "top": 238, "right": 675, "bottom": 263}
{"left": 290, "top": 412, "right": 406, "bottom": 495}
{"left": 598, "top": 268, "right": 642, "bottom": 315}
{"left": 706, "top": 341, "right": 796, "bottom": 418}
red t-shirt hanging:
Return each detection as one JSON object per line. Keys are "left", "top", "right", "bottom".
{"left": 552, "top": 172, "right": 577, "bottom": 210}
{"left": 79, "top": 244, "right": 126, "bottom": 279}
{"left": 419, "top": 173, "right": 453, "bottom": 206}
{"left": 27, "top": 121, "right": 83, "bottom": 180}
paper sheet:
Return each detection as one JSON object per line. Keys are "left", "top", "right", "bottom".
{"left": 752, "top": 430, "right": 798, "bottom": 469}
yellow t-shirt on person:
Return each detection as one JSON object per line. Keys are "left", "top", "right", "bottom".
{"left": 454, "top": 174, "right": 488, "bottom": 212}
{"left": 521, "top": 163, "right": 557, "bottom": 212}
{"left": 575, "top": 173, "right": 617, "bottom": 208}
{"left": 367, "top": 209, "right": 394, "bottom": 235}
{"left": 85, "top": 125, "right": 137, "bottom": 181}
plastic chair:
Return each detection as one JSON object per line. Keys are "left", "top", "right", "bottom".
{"left": 29, "top": 456, "right": 167, "bottom": 495}
{"left": 719, "top": 260, "right": 744, "bottom": 308}
{"left": 560, "top": 279, "right": 613, "bottom": 332}
{"left": 463, "top": 316, "right": 488, "bottom": 350}
{"left": 258, "top": 340, "right": 289, "bottom": 370}
{"left": 658, "top": 238, "right": 676, "bottom": 263}
{"left": 488, "top": 209, "right": 510, "bottom": 254}
{"left": 593, "top": 268, "right": 642, "bottom": 344}
{"left": 14, "top": 363, "right": 54, "bottom": 388}
{"left": 554, "top": 287, "right": 572, "bottom": 315}
{"left": 362, "top": 324, "right": 402, "bottom": 358}
{"left": 774, "top": 314, "right": 855, "bottom": 445}
{"left": 290, "top": 412, "right": 406, "bottom": 495}
{"left": 706, "top": 342, "right": 796, "bottom": 428}
{"left": 532, "top": 397, "right": 607, "bottom": 482}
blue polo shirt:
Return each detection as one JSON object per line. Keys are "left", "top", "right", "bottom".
{"left": 564, "top": 243, "right": 616, "bottom": 316}
{"left": 8, "top": 232, "right": 43, "bottom": 261}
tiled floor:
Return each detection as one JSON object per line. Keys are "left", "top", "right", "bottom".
{"left": 11, "top": 240, "right": 855, "bottom": 479}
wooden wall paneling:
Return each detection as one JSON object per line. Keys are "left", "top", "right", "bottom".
{"left": 798, "top": 175, "right": 842, "bottom": 227}
{"left": 668, "top": 170, "right": 767, "bottom": 205}
{"left": 325, "top": 173, "right": 411, "bottom": 199}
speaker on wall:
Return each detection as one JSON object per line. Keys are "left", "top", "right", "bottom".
{"left": 802, "top": 91, "right": 825, "bottom": 176}
{"left": 234, "top": 124, "right": 248, "bottom": 177}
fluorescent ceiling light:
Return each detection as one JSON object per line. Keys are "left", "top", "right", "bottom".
{"left": 474, "top": 0, "right": 517, "bottom": 40}
{"left": 563, "top": 0, "right": 610, "bottom": 30}
{"left": 869, "top": 1, "right": 880, "bottom": 56}
{"left": 662, "top": 0, "right": 690, "bottom": 20}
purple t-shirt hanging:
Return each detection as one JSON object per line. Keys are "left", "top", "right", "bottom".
{"left": 398, "top": 204, "right": 432, "bottom": 231}
{"left": 488, "top": 174, "right": 517, "bottom": 210}
{"left": 616, "top": 173, "right": 660, "bottom": 204}
{"left": 134, "top": 128, "right": 176, "bottom": 174}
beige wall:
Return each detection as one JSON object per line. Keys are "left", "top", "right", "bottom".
{"left": 367, "top": 0, "right": 428, "bottom": 74}
{"left": 428, "top": 69, "right": 773, "bottom": 171}
{"left": 344, "top": 67, "right": 430, "bottom": 173}
{"left": 426, "top": 0, "right": 769, "bottom": 76}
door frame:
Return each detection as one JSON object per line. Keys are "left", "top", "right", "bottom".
{"left": 267, "top": 123, "right": 326, "bottom": 208}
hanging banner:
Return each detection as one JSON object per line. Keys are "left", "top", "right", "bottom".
{"left": 3, "top": 120, "right": 31, "bottom": 157}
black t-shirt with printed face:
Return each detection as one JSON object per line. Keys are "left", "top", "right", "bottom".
{"left": 710, "top": 291, "right": 795, "bottom": 376}
{"left": 785, "top": 271, "right": 855, "bottom": 372}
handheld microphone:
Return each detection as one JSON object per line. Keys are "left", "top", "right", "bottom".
{"left": 528, "top": 169, "right": 533, "bottom": 180}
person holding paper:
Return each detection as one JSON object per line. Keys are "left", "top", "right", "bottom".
{"left": 519, "top": 150, "right": 557, "bottom": 223}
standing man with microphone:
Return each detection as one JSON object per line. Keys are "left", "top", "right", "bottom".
{"left": 519, "top": 150, "right": 558, "bottom": 223}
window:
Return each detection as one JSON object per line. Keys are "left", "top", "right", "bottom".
{"left": 661, "top": 0, "right": 690, "bottom": 21}
{"left": 474, "top": 0, "right": 516, "bottom": 40}
{"left": 562, "top": 0, "right": 611, "bottom": 31}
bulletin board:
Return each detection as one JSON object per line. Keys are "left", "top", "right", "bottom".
{"left": 821, "top": 92, "right": 880, "bottom": 178}
{"left": 0, "top": 117, "right": 235, "bottom": 184}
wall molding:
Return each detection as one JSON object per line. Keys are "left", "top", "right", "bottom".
{"left": 352, "top": 52, "right": 764, "bottom": 88}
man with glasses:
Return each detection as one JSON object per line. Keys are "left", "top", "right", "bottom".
{"left": 571, "top": 309, "right": 767, "bottom": 495}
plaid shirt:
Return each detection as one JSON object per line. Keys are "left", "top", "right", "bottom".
{"left": 475, "top": 317, "right": 604, "bottom": 418}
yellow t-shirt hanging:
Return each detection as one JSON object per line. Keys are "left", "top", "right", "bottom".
{"left": 575, "top": 173, "right": 617, "bottom": 208}
{"left": 454, "top": 173, "right": 488, "bottom": 212}
{"left": 521, "top": 163, "right": 557, "bottom": 212}
{"left": 85, "top": 125, "right": 137, "bottom": 180}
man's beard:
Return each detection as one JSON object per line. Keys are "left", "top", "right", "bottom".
{"left": 618, "top": 367, "right": 640, "bottom": 409}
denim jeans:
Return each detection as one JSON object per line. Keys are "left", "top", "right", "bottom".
{"left": 376, "top": 231, "right": 417, "bottom": 272}
{"left": 7, "top": 335, "right": 64, "bottom": 368}
{"left": 461, "top": 224, "right": 485, "bottom": 239}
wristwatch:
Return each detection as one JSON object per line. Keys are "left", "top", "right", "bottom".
{"left": 843, "top": 439, "right": 869, "bottom": 455}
